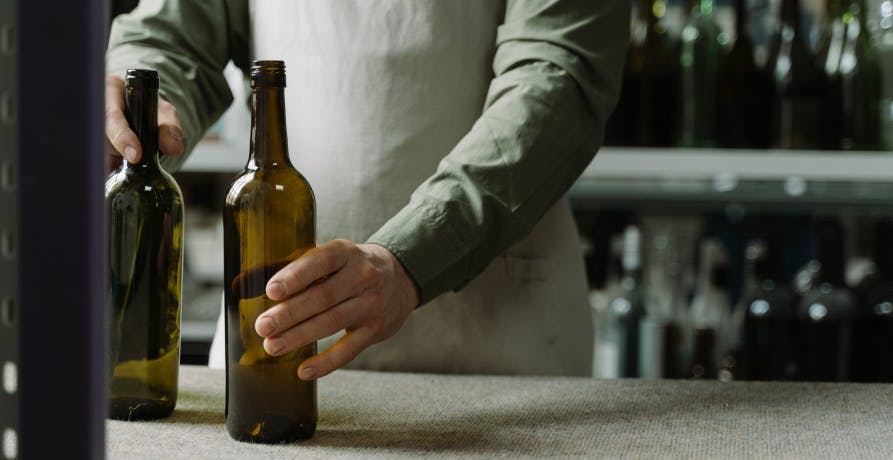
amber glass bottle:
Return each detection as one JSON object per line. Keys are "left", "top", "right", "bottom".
{"left": 106, "top": 69, "right": 184, "bottom": 420}
{"left": 223, "top": 60, "right": 317, "bottom": 443}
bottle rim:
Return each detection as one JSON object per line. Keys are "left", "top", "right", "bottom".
{"left": 125, "top": 69, "right": 159, "bottom": 89}
{"left": 250, "top": 60, "right": 286, "bottom": 88}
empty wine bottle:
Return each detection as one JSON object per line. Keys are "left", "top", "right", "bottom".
{"left": 851, "top": 219, "right": 893, "bottom": 382}
{"left": 838, "top": 0, "right": 882, "bottom": 150}
{"left": 637, "top": 0, "right": 682, "bottom": 147}
{"left": 817, "top": 0, "right": 847, "bottom": 149}
{"left": 598, "top": 226, "right": 646, "bottom": 378}
{"left": 795, "top": 218, "right": 857, "bottom": 381}
{"left": 106, "top": 69, "right": 184, "bottom": 420}
{"left": 689, "top": 239, "right": 730, "bottom": 379}
{"left": 879, "top": 0, "right": 893, "bottom": 149}
{"left": 740, "top": 227, "right": 796, "bottom": 380}
{"left": 604, "top": 2, "right": 645, "bottom": 146}
{"left": 767, "top": 0, "right": 825, "bottom": 149}
{"left": 720, "top": 0, "right": 773, "bottom": 149}
{"left": 224, "top": 60, "right": 317, "bottom": 443}
{"left": 679, "top": 0, "right": 726, "bottom": 147}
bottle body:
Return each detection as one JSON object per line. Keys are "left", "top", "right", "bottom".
{"left": 720, "top": 0, "right": 772, "bottom": 148}
{"left": 679, "top": 0, "right": 725, "bottom": 147}
{"left": 106, "top": 69, "right": 183, "bottom": 421}
{"left": 741, "top": 281, "right": 796, "bottom": 380}
{"left": 794, "top": 218, "right": 857, "bottom": 381}
{"left": 637, "top": 0, "right": 682, "bottom": 147}
{"left": 224, "top": 60, "right": 317, "bottom": 443}
{"left": 769, "top": 0, "right": 825, "bottom": 149}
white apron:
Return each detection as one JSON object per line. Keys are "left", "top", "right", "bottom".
{"left": 210, "top": 0, "right": 593, "bottom": 376}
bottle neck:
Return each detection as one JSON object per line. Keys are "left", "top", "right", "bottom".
{"left": 642, "top": 0, "right": 667, "bottom": 26}
{"left": 697, "top": 0, "right": 715, "bottom": 17}
{"left": 249, "top": 86, "right": 291, "bottom": 169}
{"left": 780, "top": 0, "right": 803, "bottom": 28}
{"left": 124, "top": 85, "right": 160, "bottom": 171}
{"left": 734, "top": 0, "right": 750, "bottom": 36}
{"left": 826, "top": 0, "right": 845, "bottom": 19}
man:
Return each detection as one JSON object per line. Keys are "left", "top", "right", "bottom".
{"left": 106, "top": 0, "right": 628, "bottom": 379}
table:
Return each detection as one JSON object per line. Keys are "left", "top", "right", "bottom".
{"left": 107, "top": 365, "right": 893, "bottom": 459}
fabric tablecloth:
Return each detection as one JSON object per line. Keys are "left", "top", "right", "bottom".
{"left": 106, "top": 365, "right": 893, "bottom": 459}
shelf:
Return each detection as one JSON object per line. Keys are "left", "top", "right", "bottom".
{"left": 570, "top": 147, "right": 893, "bottom": 211}
{"left": 180, "top": 142, "right": 893, "bottom": 209}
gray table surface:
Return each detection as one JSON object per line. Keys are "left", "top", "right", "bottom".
{"left": 107, "top": 365, "right": 893, "bottom": 459}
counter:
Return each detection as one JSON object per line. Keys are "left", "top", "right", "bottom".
{"left": 107, "top": 365, "right": 893, "bottom": 459}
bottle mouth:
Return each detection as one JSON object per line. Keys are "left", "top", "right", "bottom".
{"left": 250, "top": 60, "right": 286, "bottom": 88}
{"left": 125, "top": 69, "right": 159, "bottom": 89}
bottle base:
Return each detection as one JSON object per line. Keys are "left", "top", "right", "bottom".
{"left": 226, "top": 415, "right": 316, "bottom": 443}
{"left": 108, "top": 397, "right": 175, "bottom": 421}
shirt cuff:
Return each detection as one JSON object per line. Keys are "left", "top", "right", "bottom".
{"left": 366, "top": 199, "right": 472, "bottom": 306}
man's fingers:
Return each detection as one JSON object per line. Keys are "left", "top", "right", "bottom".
{"left": 298, "top": 326, "right": 374, "bottom": 380}
{"left": 105, "top": 76, "right": 140, "bottom": 163}
{"left": 158, "top": 99, "right": 184, "bottom": 157}
{"left": 263, "top": 296, "right": 364, "bottom": 357}
{"left": 266, "top": 240, "right": 353, "bottom": 300}
{"left": 256, "top": 257, "right": 377, "bottom": 337}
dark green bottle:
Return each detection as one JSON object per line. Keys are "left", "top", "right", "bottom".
{"left": 224, "top": 60, "right": 317, "bottom": 443}
{"left": 106, "top": 69, "right": 184, "bottom": 420}
{"left": 720, "top": 0, "right": 772, "bottom": 148}
{"left": 817, "top": 0, "right": 847, "bottom": 149}
{"left": 636, "top": 0, "right": 682, "bottom": 147}
{"left": 678, "top": 0, "right": 726, "bottom": 147}
{"left": 838, "top": 0, "right": 882, "bottom": 150}
{"left": 767, "top": 0, "right": 825, "bottom": 149}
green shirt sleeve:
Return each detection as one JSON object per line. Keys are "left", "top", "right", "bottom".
{"left": 367, "top": 0, "right": 629, "bottom": 305}
{"left": 105, "top": 0, "right": 250, "bottom": 172}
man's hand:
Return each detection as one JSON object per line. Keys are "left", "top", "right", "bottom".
{"left": 105, "top": 75, "right": 185, "bottom": 171}
{"left": 255, "top": 239, "right": 419, "bottom": 380}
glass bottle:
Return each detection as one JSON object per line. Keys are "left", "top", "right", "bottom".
{"left": 604, "top": 2, "right": 644, "bottom": 146}
{"left": 795, "top": 218, "right": 857, "bottom": 381}
{"left": 720, "top": 0, "right": 773, "bottom": 149}
{"left": 679, "top": 0, "right": 726, "bottom": 147}
{"left": 106, "top": 69, "right": 184, "bottom": 420}
{"left": 767, "top": 0, "right": 825, "bottom": 149}
{"left": 838, "top": 0, "right": 882, "bottom": 150}
{"left": 637, "top": 0, "right": 682, "bottom": 147}
{"left": 851, "top": 219, "right": 893, "bottom": 382}
{"left": 817, "top": 0, "right": 847, "bottom": 149}
{"left": 879, "top": 0, "right": 893, "bottom": 149}
{"left": 689, "top": 238, "right": 731, "bottom": 379}
{"left": 740, "top": 228, "right": 797, "bottom": 380}
{"left": 598, "top": 226, "right": 646, "bottom": 378}
{"left": 223, "top": 60, "right": 317, "bottom": 442}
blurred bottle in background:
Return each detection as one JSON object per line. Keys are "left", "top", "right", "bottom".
{"left": 604, "top": 2, "right": 645, "bottom": 146}
{"left": 720, "top": 0, "right": 774, "bottom": 148}
{"left": 639, "top": 217, "right": 701, "bottom": 379}
{"left": 851, "top": 218, "right": 893, "bottom": 382}
{"left": 596, "top": 227, "right": 647, "bottom": 378}
{"left": 768, "top": 0, "right": 826, "bottom": 149}
{"left": 689, "top": 239, "right": 731, "bottom": 379}
{"left": 637, "top": 0, "right": 683, "bottom": 146}
{"left": 838, "top": 0, "right": 882, "bottom": 150}
{"left": 739, "top": 224, "right": 797, "bottom": 380}
{"left": 795, "top": 217, "right": 858, "bottom": 381}
{"left": 879, "top": 0, "right": 893, "bottom": 149}
{"left": 679, "top": 0, "right": 727, "bottom": 147}
{"left": 817, "top": 0, "right": 847, "bottom": 150}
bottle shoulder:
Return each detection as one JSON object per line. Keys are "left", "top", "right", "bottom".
{"left": 105, "top": 167, "right": 184, "bottom": 204}
{"left": 225, "top": 166, "right": 315, "bottom": 207}
{"left": 798, "top": 283, "right": 858, "bottom": 320}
